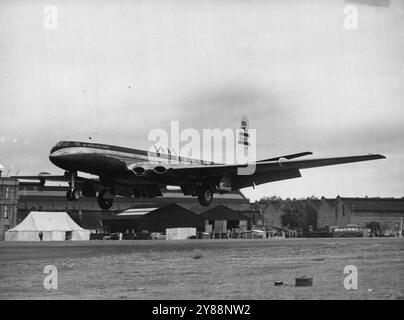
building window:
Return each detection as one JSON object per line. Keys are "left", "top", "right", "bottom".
{"left": 342, "top": 205, "right": 345, "bottom": 216}
{"left": 5, "top": 187, "right": 9, "bottom": 199}
{"left": 335, "top": 206, "right": 338, "bottom": 218}
{"left": 3, "top": 206, "right": 8, "bottom": 219}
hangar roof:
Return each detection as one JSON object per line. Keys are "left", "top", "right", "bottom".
{"left": 118, "top": 208, "right": 158, "bottom": 216}
{"left": 339, "top": 197, "right": 404, "bottom": 213}
{"left": 200, "top": 205, "right": 250, "bottom": 221}
{"left": 135, "top": 203, "right": 204, "bottom": 222}
{"left": 321, "top": 197, "right": 404, "bottom": 213}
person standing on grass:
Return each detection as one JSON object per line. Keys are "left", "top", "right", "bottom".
{"left": 39, "top": 231, "right": 43, "bottom": 241}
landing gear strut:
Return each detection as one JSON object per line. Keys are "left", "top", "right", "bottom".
{"left": 197, "top": 185, "right": 213, "bottom": 206}
{"left": 65, "top": 171, "right": 80, "bottom": 201}
{"left": 97, "top": 189, "right": 114, "bottom": 210}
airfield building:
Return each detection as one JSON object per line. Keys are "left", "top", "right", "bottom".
{"left": 256, "top": 196, "right": 403, "bottom": 235}
{"left": 3, "top": 176, "right": 403, "bottom": 239}
{"left": 103, "top": 203, "right": 206, "bottom": 233}
{"left": 317, "top": 196, "right": 404, "bottom": 233}
{"left": 0, "top": 177, "right": 19, "bottom": 240}
{"left": 10, "top": 181, "right": 251, "bottom": 237}
{"left": 200, "top": 205, "right": 251, "bottom": 235}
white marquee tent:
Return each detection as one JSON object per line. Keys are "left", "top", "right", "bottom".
{"left": 5, "top": 211, "right": 91, "bottom": 241}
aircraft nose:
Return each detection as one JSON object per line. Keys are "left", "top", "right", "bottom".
{"left": 49, "top": 148, "right": 71, "bottom": 168}
{"left": 49, "top": 152, "right": 62, "bottom": 167}
{"left": 49, "top": 148, "right": 86, "bottom": 172}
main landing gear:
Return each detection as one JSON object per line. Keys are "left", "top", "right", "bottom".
{"left": 97, "top": 189, "right": 114, "bottom": 210}
{"left": 64, "top": 171, "right": 113, "bottom": 210}
{"left": 65, "top": 171, "right": 80, "bottom": 201}
{"left": 197, "top": 184, "right": 213, "bottom": 206}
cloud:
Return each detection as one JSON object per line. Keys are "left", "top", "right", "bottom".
{"left": 0, "top": 0, "right": 402, "bottom": 197}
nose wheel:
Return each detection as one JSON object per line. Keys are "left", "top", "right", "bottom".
{"left": 66, "top": 188, "right": 80, "bottom": 201}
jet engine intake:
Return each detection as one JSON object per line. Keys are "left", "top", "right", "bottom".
{"left": 154, "top": 165, "right": 167, "bottom": 174}
{"left": 133, "top": 167, "right": 145, "bottom": 176}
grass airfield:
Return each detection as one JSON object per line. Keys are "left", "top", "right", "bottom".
{"left": 0, "top": 238, "right": 402, "bottom": 300}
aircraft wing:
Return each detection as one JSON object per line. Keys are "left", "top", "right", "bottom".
{"left": 257, "top": 151, "right": 313, "bottom": 162}
{"left": 16, "top": 175, "right": 68, "bottom": 181}
{"left": 255, "top": 154, "right": 386, "bottom": 171}
{"left": 163, "top": 154, "right": 385, "bottom": 178}
{"left": 13, "top": 173, "right": 164, "bottom": 198}
{"left": 12, "top": 174, "right": 98, "bottom": 185}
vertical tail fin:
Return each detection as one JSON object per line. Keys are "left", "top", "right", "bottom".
{"left": 236, "top": 116, "right": 256, "bottom": 174}
{"left": 238, "top": 116, "right": 250, "bottom": 149}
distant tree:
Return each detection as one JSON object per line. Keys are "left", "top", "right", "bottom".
{"left": 366, "top": 221, "right": 381, "bottom": 230}
{"left": 256, "top": 196, "right": 283, "bottom": 207}
{"left": 366, "top": 221, "right": 381, "bottom": 236}
{"left": 280, "top": 200, "right": 308, "bottom": 230}
{"left": 258, "top": 195, "right": 282, "bottom": 202}
{"left": 305, "top": 203, "right": 318, "bottom": 230}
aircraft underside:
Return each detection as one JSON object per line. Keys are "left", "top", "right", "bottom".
{"left": 63, "top": 169, "right": 226, "bottom": 209}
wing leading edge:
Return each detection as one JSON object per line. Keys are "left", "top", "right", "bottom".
{"left": 162, "top": 154, "right": 385, "bottom": 178}
{"left": 257, "top": 151, "right": 313, "bottom": 162}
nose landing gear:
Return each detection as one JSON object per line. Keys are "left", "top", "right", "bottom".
{"left": 65, "top": 171, "right": 80, "bottom": 202}
{"left": 66, "top": 188, "right": 80, "bottom": 201}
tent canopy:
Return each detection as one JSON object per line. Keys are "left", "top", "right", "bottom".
{"left": 6, "top": 211, "right": 90, "bottom": 241}
{"left": 10, "top": 211, "right": 86, "bottom": 232}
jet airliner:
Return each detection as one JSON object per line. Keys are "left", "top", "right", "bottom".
{"left": 16, "top": 118, "right": 385, "bottom": 210}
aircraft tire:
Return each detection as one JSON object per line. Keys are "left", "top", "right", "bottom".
{"left": 97, "top": 190, "right": 114, "bottom": 210}
{"left": 66, "top": 189, "right": 73, "bottom": 201}
{"left": 197, "top": 186, "right": 213, "bottom": 206}
{"left": 71, "top": 188, "right": 80, "bottom": 201}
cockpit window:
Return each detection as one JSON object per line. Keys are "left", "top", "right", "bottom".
{"left": 54, "top": 141, "right": 86, "bottom": 149}
{"left": 56, "top": 141, "right": 78, "bottom": 148}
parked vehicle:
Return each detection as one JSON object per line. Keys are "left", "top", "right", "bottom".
{"left": 331, "top": 224, "right": 363, "bottom": 238}
{"left": 102, "top": 233, "right": 120, "bottom": 240}
{"left": 135, "top": 230, "right": 151, "bottom": 240}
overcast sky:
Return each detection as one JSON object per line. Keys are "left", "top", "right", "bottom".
{"left": 0, "top": 0, "right": 403, "bottom": 200}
